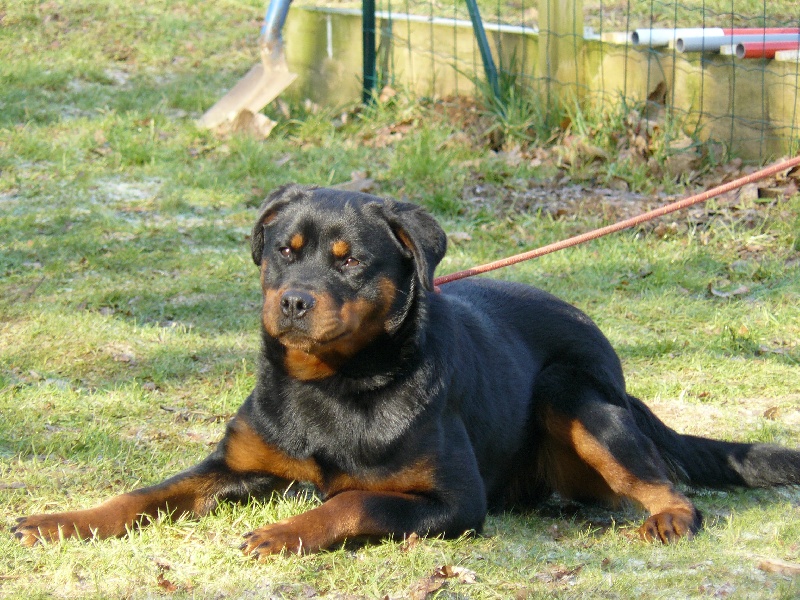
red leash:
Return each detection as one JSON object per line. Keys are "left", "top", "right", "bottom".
{"left": 434, "top": 154, "right": 800, "bottom": 287}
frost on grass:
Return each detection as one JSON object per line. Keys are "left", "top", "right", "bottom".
{"left": 95, "top": 178, "right": 160, "bottom": 204}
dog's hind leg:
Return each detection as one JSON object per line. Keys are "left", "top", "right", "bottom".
{"left": 532, "top": 365, "right": 701, "bottom": 543}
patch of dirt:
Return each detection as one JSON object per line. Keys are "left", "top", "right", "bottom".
{"left": 463, "top": 179, "right": 662, "bottom": 221}
{"left": 458, "top": 146, "right": 800, "bottom": 246}
{"left": 461, "top": 173, "right": 799, "bottom": 239}
{"left": 409, "top": 95, "right": 800, "bottom": 236}
{"left": 647, "top": 396, "right": 800, "bottom": 439}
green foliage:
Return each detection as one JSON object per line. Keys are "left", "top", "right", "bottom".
{"left": 476, "top": 62, "right": 564, "bottom": 148}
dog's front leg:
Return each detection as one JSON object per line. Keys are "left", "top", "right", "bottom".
{"left": 12, "top": 455, "right": 280, "bottom": 546}
{"left": 241, "top": 489, "right": 467, "bottom": 557}
{"left": 242, "top": 417, "right": 490, "bottom": 558}
{"left": 12, "top": 412, "right": 298, "bottom": 546}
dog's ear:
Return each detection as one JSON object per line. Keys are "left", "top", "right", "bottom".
{"left": 383, "top": 201, "right": 447, "bottom": 291}
{"left": 251, "top": 184, "right": 314, "bottom": 265}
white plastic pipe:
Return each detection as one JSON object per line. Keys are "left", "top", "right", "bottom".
{"left": 631, "top": 28, "right": 723, "bottom": 47}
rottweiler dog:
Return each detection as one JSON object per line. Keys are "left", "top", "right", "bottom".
{"left": 13, "top": 184, "right": 800, "bottom": 555}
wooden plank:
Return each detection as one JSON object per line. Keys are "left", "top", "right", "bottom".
{"left": 538, "top": 0, "right": 585, "bottom": 101}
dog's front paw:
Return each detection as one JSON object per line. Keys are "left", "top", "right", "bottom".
{"left": 639, "top": 508, "right": 702, "bottom": 543}
{"left": 12, "top": 513, "right": 83, "bottom": 547}
{"left": 241, "top": 521, "right": 305, "bottom": 558}
{"left": 241, "top": 515, "right": 331, "bottom": 558}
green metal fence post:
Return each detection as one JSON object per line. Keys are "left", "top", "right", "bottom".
{"left": 363, "top": 0, "right": 377, "bottom": 103}
{"left": 465, "top": 0, "right": 500, "bottom": 99}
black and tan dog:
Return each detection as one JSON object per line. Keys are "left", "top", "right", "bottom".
{"left": 13, "top": 185, "right": 800, "bottom": 555}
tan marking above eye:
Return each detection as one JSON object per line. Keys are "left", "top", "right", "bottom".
{"left": 290, "top": 233, "right": 304, "bottom": 251}
{"left": 331, "top": 240, "right": 350, "bottom": 259}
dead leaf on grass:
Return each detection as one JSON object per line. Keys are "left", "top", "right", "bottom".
{"left": 536, "top": 563, "right": 584, "bottom": 586}
{"left": 613, "top": 265, "right": 653, "bottom": 288}
{"left": 408, "top": 564, "right": 477, "bottom": 598}
{"left": 664, "top": 152, "right": 701, "bottom": 180}
{"left": 698, "top": 582, "right": 736, "bottom": 597}
{"left": 274, "top": 154, "right": 293, "bottom": 167}
{"left": 757, "top": 557, "right": 800, "bottom": 576}
{"left": 737, "top": 183, "right": 760, "bottom": 203}
{"left": 0, "top": 481, "right": 26, "bottom": 490}
{"left": 708, "top": 284, "right": 750, "bottom": 299}
{"left": 448, "top": 231, "right": 473, "bottom": 244}
{"left": 154, "top": 560, "right": 178, "bottom": 593}
{"left": 378, "top": 85, "right": 397, "bottom": 103}
{"left": 208, "top": 110, "right": 276, "bottom": 139}
{"left": 548, "top": 522, "right": 567, "bottom": 540}
{"left": 756, "top": 344, "right": 790, "bottom": 358}
{"left": 408, "top": 575, "right": 445, "bottom": 600}
{"left": 156, "top": 572, "right": 178, "bottom": 593}
{"left": 401, "top": 531, "right": 420, "bottom": 551}
{"left": 362, "top": 118, "right": 415, "bottom": 148}
{"left": 759, "top": 181, "right": 798, "bottom": 199}
{"left": 434, "top": 564, "right": 478, "bottom": 584}
{"left": 331, "top": 173, "right": 375, "bottom": 193}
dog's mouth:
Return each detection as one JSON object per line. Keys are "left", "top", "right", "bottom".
{"left": 276, "top": 327, "right": 348, "bottom": 353}
{"left": 262, "top": 283, "right": 397, "bottom": 371}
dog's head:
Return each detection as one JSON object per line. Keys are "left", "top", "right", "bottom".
{"left": 250, "top": 184, "right": 447, "bottom": 380}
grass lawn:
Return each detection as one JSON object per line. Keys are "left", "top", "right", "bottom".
{"left": 1, "top": 1, "right": 799, "bottom": 598}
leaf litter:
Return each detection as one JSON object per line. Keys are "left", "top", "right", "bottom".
{"left": 356, "top": 94, "right": 800, "bottom": 244}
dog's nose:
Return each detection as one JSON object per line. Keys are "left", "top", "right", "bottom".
{"left": 280, "top": 290, "right": 315, "bottom": 320}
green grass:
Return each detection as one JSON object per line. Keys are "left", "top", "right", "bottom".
{"left": 1, "top": 1, "right": 799, "bottom": 598}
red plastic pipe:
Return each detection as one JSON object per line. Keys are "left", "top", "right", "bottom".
{"left": 677, "top": 33, "right": 800, "bottom": 53}
{"left": 723, "top": 28, "right": 800, "bottom": 35}
{"left": 735, "top": 41, "right": 800, "bottom": 58}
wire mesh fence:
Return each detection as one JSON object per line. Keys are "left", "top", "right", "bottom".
{"left": 292, "top": 0, "right": 800, "bottom": 161}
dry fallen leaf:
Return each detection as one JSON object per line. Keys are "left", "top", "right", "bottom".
{"left": 434, "top": 564, "right": 478, "bottom": 584}
{"left": 378, "top": 85, "right": 397, "bottom": 103}
{"left": 0, "top": 482, "right": 26, "bottom": 490}
{"left": 708, "top": 284, "right": 750, "bottom": 299}
{"left": 548, "top": 523, "right": 566, "bottom": 540}
{"left": 407, "top": 575, "right": 445, "bottom": 600}
{"left": 408, "top": 564, "right": 477, "bottom": 598}
{"left": 698, "top": 581, "right": 736, "bottom": 597}
{"left": 401, "top": 531, "right": 420, "bottom": 552}
{"left": 209, "top": 110, "right": 276, "bottom": 139}
{"left": 157, "top": 573, "right": 178, "bottom": 593}
{"left": 536, "top": 563, "right": 584, "bottom": 585}
{"left": 737, "top": 183, "right": 760, "bottom": 203}
{"left": 757, "top": 557, "right": 800, "bottom": 576}
{"left": 448, "top": 231, "right": 473, "bottom": 244}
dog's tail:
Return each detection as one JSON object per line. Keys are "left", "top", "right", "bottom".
{"left": 627, "top": 395, "right": 800, "bottom": 488}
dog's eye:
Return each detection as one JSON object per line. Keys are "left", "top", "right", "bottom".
{"left": 279, "top": 247, "right": 292, "bottom": 259}
{"left": 343, "top": 257, "right": 360, "bottom": 268}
